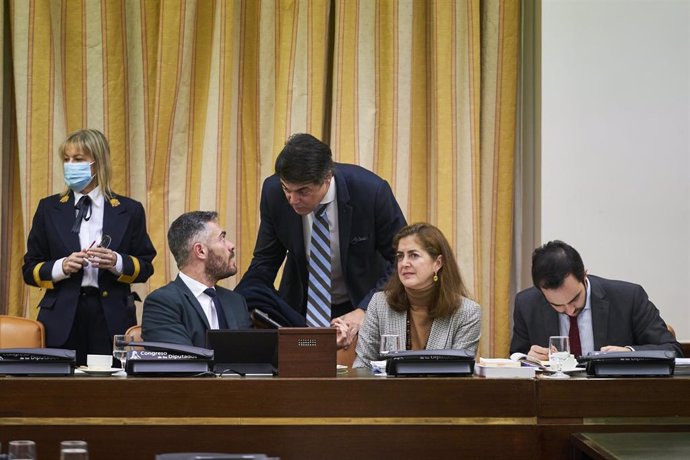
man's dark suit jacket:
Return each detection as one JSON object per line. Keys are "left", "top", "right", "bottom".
{"left": 510, "top": 275, "right": 682, "bottom": 357}
{"left": 236, "top": 163, "right": 407, "bottom": 325}
{"left": 142, "top": 276, "right": 252, "bottom": 348}
{"left": 22, "top": 192, "right": 156, "bottom": 347}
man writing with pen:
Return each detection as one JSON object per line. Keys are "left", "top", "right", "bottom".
{"left": 22, "top": 129, "right": 156, "bottom": 365}
{"left": 509, "top": 240, "right": 682, "bottom": 361}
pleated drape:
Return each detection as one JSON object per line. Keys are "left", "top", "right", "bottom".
{"left": 0, "top": 0, "right": 519, "bottom": 357}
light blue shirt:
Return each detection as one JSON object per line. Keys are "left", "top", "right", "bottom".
{"left": 559, "top": 276, "right": 594, "bottom": 355}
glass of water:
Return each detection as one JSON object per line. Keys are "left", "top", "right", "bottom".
{"left": 379, "top": 334, "right": 401, "bottom": 358}
{"left": 113, "top": 334, "right": 134, "bottom": 371}
{"left": 548, "top": 336, "right": 571, "bottom": 379}
{"left": 60, "top": 440, "right": 88, "bottom": 460}
{"left": 8, "top": 440, "right": 36, "bottom": 459}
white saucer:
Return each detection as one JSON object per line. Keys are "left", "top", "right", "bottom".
{"left": 337, "top": 364, "right": 348, "bottom": 374}
{"left": 78, "top": 366, "right": 122, "bottom": 376}
{"left": 544, "top": 355, "right": 582, "bottom": 373}
{"left": 543, "top": 365, "right": 584, "bottom": 374}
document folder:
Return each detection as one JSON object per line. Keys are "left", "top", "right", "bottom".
{"left": 0, "top": 348, "right": 76, "bottom": 376}
{"left": 386, "top": 349, "right": 475, "bottom": 377}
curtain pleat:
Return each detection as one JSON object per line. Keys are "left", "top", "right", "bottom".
{"left": 1, "top": 0, "right": 518, "bottom": 357}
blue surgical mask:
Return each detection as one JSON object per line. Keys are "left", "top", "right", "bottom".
{"left": 64, "top": 162, "right": 95, "bottom": 192}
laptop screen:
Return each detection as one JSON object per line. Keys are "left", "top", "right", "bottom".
{"left": 205, "top": 329, "right": 278, "bottom": 376}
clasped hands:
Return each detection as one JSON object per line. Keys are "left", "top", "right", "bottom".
{"left": 331, "top": 308, "right": 365, "bottom": 350}
{"left": 62, "top": 246, "right": 117, "bottom": 274}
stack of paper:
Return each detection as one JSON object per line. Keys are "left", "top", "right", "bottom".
{"left": 474, "top": 357, "right": 536, "bottom": 379}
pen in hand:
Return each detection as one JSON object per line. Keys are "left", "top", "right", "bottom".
{"left": 83, "top": 240, "right": 97, "bottom": 266}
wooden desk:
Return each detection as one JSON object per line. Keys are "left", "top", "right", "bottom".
{"left": 537, "top": 376, "right": 690, "bottom": 458}
{"left": 0, "top": 371, "right": 537, "bottom": 460}
{"left": 1, "top": 373, "right": 689, "bottom": 460}
{"left": 571, "top": 432, "right": 690, "bottom": 459}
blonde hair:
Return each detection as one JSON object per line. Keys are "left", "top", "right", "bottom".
{"left": 59, "top": 129, "right": 114, "bottom": 200}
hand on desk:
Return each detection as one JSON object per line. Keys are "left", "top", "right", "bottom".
{"left": 529, "top": 344, "right": 631, "bottom": 360}
{"left": 600, "top": 345, "right": 631, "bottom": 353}
{"left": 331, "top": 308, "right": 365, "bottom": 349}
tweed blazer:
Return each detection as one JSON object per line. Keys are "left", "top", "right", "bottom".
{"left": 353, "top": 291, "right": 481, "bottom": 368}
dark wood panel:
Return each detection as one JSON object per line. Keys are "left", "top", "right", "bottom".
{"left": 0, "top": 425, "right": 539, "bottom": 460}
{"left": 537, "top": 377, "right": 690, "bottom": 418}
{"left": 3, "top": 374, "right": 690, "bottom": 459}
{"left": 0, "top": 375, "right": 536, "bottom": 418}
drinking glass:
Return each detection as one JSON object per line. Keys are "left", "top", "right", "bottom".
{"left": 379, "top": 334, "right": 401, "bottom": 358}
{"left": 113, "top": 334, "right": 134, "bottom": 371}
{"left": 60, "top": 441, "right": 89, "bottom": 460}
{"left": 8, "top": 440, "right": 36, "bottom": 459}
{"left": 548, "top": 336, "right": 571, "bottom": 379}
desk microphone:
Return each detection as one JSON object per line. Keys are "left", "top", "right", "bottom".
{"left": 253, "top": 309, "right": 283, "bottom": 329}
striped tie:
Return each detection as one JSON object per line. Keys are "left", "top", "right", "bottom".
{"left": 306, "top": 203, "right": 332, "bottom": 327}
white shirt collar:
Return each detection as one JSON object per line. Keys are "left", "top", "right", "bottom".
{"left": 582, "top": 276, "right": 591, "bottom": 312}
{"left": 74, "top": 186, "right": 104, "bottom": 207}
{"left": 321, "top": 176, "right": 336, "bottom": 205}
{"left": 178, "top": 271, "right": 213, "bottom": 299}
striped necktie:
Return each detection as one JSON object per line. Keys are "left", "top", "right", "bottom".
{"left": 306, "top": 203, "right": 332, "bottom": 327}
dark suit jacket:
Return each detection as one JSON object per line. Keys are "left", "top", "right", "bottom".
{"left": 141, "top": 276, "right": 252, "bottom": 348}
{"left": 22, "top": 192, "right": 156, "bottom": 347}
{"left": 510, "top": 275, "right": 682, "bottom": 356}
{"left": 236, "top": 163, "right": 407, "bottom": 324}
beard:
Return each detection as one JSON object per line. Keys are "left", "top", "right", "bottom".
{"left": 205, "top": 249, "right": 237, "bottom": 282}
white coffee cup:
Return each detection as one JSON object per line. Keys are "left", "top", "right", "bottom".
{"left": 86, "top": 354, "right": 112, "bottom": 369}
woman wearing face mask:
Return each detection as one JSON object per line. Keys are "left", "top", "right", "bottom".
{"left": 22, "top": 129, "right": 156, "bottom": 366}
{"left": 353, "top": 223, "right": 481, "bottom": 368}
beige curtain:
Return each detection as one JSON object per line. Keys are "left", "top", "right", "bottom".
{"left": 0, "top": 0, "right": 519, "bottom": 358}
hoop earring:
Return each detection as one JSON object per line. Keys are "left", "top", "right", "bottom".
{"left": 433, "top": 272, "right": 438, "bottom": 282}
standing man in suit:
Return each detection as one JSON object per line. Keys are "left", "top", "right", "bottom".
{"left": 23, "top": 129, "right": 156, "bottom": 365}
{"left": 236, "top": 133, "right": 407, "bottom": 348}
{"left": 142, "top": 211, "right": 251, "bottom": 347}
{"left": 510, "top": 240, "right": 682, "bottom": 359}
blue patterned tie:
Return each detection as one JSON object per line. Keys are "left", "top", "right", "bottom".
{"left": 306, "top": 203, "right": 331, "bottom": 327}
